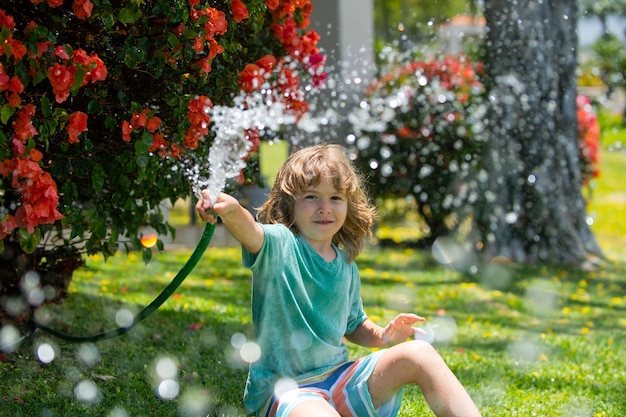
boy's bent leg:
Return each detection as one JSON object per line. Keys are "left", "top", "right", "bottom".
{"left": 288, "top": 399, "right": 341, "bottom": 417}
{"left": 367, "top": 340, "right": 482, "bottom": 417}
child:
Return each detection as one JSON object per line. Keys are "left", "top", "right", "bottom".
{"left": 196, "top": 144, "right": 481, "bottom": 417}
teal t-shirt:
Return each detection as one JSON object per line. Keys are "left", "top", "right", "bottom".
{"left": 241, "top": 223, "right": 367, "bottom": 414}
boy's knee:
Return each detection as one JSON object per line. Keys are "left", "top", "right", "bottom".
{"left": 402, "top": 340, "right": 446, "bottom": 367}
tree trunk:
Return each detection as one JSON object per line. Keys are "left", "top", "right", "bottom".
{"left": 475, "top": 0, "right": 603, "bottom": 264}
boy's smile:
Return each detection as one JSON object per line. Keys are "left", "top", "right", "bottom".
{"left": 293, "top": 176, "right": 348, "bottom": 258}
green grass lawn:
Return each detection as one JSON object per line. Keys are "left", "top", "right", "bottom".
{"left": 1, "top": 147, "right": 625, "bottom": 416}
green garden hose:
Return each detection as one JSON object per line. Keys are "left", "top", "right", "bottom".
{"left": 31, "top": 222, "right": 216, "bottom": 343}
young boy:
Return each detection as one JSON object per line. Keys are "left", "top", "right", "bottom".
{"left": 197, "top": 144, "right": 482, "bottom": 417}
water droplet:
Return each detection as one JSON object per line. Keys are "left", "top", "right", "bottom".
{"left": 274, "top": 378, "right": 298, "bottom": 397}
{"left": 240, "top": 342, "right": 262, "bottom": 363}
{"left": 74, "top": 380, "right": 101, "bottom": 405}
{"left": 156, "top": 357, "right": 178, "bottom": 380}
{"left": 504, "top": 212, "right": 518, "bottom": 224}
{"left": 230, "top": 332, "right": 247, "bottom": 349}
{"left": 179, "top": 387, "right": 213, "bottom": 417}
{"left": 115, "top": 308, "right": 134, "bottom": 328}
{"left": 77, "top": 343, "right": 101, "bottom": 367}
{"left": 108, "top": 406, "right": 131, "bottom": 417}
{"left": 0, "top": 325, "right": 21, "bottom": 353}
{"left": 37, "top": 342, "right": 56, "bottom": 364}
{"left": 429, "top": 315, "right": 457, "bottom": 344}
{"left": 158, "top": 379, "right": 180, "bottom": 400}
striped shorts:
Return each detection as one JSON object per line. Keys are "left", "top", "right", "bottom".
{"left": 260, "top": 350, "right": 403, "bottom": 417}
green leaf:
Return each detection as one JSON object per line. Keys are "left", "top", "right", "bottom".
{"left": 92, "top": 163, "right": 105, "bottom": 193}
{"left": 141, "top": 247, "right": 152, "bottom": 264}
{"left": 136, "top": 153, "right": 149, "bottom": 168}
{"left": 101, "top": 11, "right": 116, "bottom": 30}
{"left": 135, "top": 130, "right": 153, "bottom": 154}
{"left": 32, "top": 69, "right": 47, "bottom": 86}
{"left": 40, "top": 95, "right": 52, "bottom": 117}
{"left": 105, "top": 115, "right": 118, "bottom": 130}
{"left": 92, "top": 216, "right": 107, "bottom": 239}
{"left": 1, "top": 105, "right": 16, "bottom": 125}
{"left": 167, "top": 33, "right": 180, "bottom": 48}
{"left": 87, "top": 99, "right": 103, "bottom": 114}
{"left": 118, "top": 4, "right": 142, "bottom": 24}
{"left": 70, "top": 224, "right": 84, "bottom": 240}
{"left": 19, "top": 227, "right": 41, "bottom": 254}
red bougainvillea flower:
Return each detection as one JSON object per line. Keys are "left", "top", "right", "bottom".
{"left": 73, "top": 49, "right": 108, "bottom": 84}
{"left": 206, "top": 38, "right": 224, "bottom": 60}
{"left": 265, "top": 0, "right": 279, "bottom": 10}
{"left": 54, "top": 45, "right": 71, "bottom": 60}
{"left": 0, "top": 213, "right": 17, "bottom": 239}
{"left": 577, "top": 95, "right": 601, "bottom": 184}
{"left": 146, "top": 115, "right": 162, "bottom": 133}
{"left": 184, "top": 95, "right": 212, "bottom": 149}
{"left": 239, "top": 63, "right": 263, "bottom": 93}
{"left": 202, "top": 8, "right": 228, "bottom": 39}
{"left": 121, "top": 120, "right": 133, "bottom": 142}
{"left": 192, "top": 36, "right": 204, "bottom": 53}
{"left": 230, "top": 0, "right": 249, "bottom": 23}
{"left": 131, "top": 110, "right": 148, "bottom": 129}
{"left": 5, "top": 92, "right": 21, "bottom": 107}
{"left": 0, "top": 9, "right": 16, "bottom": 29}
{"left": 6, "top": 157, "right": 63, "bottom": 233}
{"left": 47, "top": 62, "right": 76, "bottom": 103}
{"left": 196, "top": 57, "right": 212, "bottom": 75}
{"left": 4, "top": 37, "right": 27, "bottom": 61}
{"left": 72, "top": 0, "right": 93, "bottom": 19}
{"left": 67, "top": 111, "right": 88, "bottom": 144}
{"left": 256, "top": 54, "right": 277, "bottom": 72}
{"left": 7, "top": 75, "right": 24, "bottom": 94}
{"left": 149, "top": 132, "right": 168, "bottom": 154}
{"left": 44, "top": 0, "right": 64, "bottom": 7}
{"left": 12, "top": 103, "right": 38, "bottom": 143}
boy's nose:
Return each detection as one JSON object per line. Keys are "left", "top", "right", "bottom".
{"left": 318, "top": 200, "right": 331, "bottom": 213}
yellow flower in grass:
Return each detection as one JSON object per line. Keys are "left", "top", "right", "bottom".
{"left": 581, "top": 327, "right": 591, "bottom": 335}
{"left": 610, "top": 296, "right": 623, "bottom": 306}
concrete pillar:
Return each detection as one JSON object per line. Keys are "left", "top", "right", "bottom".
{"left": 310, "top": 0, "right": 375, "bottom": 84}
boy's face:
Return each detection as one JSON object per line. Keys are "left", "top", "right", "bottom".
{"left": 293, "top": 176, "right": 348, "bottom": 250}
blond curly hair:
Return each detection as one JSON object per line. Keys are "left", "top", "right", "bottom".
{"left": 257, "top": 143, "right": 376, "bottom": 262}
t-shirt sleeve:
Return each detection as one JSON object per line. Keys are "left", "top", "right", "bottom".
{"left": 242, "top": 223, "right": 288, "bottom": 268}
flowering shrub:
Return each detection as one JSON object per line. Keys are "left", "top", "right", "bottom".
{"left": 0, "top": 0, "right": 324, "bottom": 323}
{"left": 350, "top": 58, "right": 602, "bottom": 243}
{"left": 349, "top": 55, "right": 486, "bottom": 241}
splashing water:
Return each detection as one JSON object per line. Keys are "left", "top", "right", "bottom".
{"left": 189, "top": 91, "right": 298, "bottom": 205}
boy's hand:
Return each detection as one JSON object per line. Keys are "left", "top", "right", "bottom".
{"left": 382, "top": 313, "right": 426, "bottom": 345}
{"left": 196, "top": 190, "right": 219, "bottom": 224}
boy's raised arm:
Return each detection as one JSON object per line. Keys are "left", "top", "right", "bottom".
{"left": 196, "top": 190, "right": 264, "bottom": 255}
